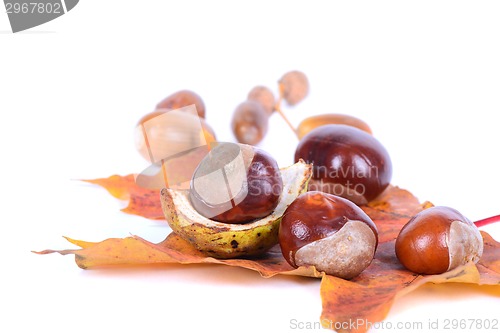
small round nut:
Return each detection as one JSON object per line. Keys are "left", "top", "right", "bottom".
{"left": 247, "top": 85, "right": 275, "bottom": 115}
{"left": 395, "top": 206, "right": 484, "bottom": 274}
{"left": 279, "top": 191, "right": 378, "bottom": 279}
{"left": 156, "top": 90, "right": 206, "bottom": 118}
{"left": 279, "top": 70, "right": 309, "bottom": 106}
{"left": 135, "top": 109, "right": 216, "bottom": 163}
{"left": 231, "top": 100, "right": 269, "bottom": 146}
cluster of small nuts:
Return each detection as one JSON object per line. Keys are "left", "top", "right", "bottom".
{"left": 231, "top": 70, "right": 310, "bottom": 146}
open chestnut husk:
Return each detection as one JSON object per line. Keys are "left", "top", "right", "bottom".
{"left": 279, "top": 191, "right": 378, "bottom": 279}
{"left": 395, "top": 206, "right": 483, "bottom": 274}
{"left": 161, "top": 160, "right": 312, "bottom": 258}
{"left": 295, "top": 124, "right": 392, "bottom": 205}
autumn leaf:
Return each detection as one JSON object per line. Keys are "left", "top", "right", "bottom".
{"left": 36, "top": 231, "right": 500, "bottom": 333}
{"left": 36, "top": 233, "right": 323, "bottom": 278}
{"left": 84, "top": 175, "right": 164, "bottom": 220}
{"left": 37, "top": 184, "right": 500, "bottom": 333}
{"left": 82, "top": 146, "right": 210, "bottom": 220}
{"left": 361, "top": 187, "right": 434, "bottom": 243}
{"left": 319, "top": 232, "right": 499, "bottom": 333}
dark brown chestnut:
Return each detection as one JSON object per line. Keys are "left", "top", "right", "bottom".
{"left": 279, "top": 191, "right": 378, "bottom": 279}
{"left": 156, "top": 90, "right": 206, "bottom": 118}
{"left": 189, "top": 143, "right": 282, "bottom": 224}
{"left": 395, "top": 206, "right": 483, "bottom": 275}
{"left": 294, "top": 124, "right": 392, "bottom": 205}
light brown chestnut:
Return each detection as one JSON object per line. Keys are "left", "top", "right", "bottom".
{"left": 247, "top": 85, "right": 275, "bottom": 115}
{"left": 279, "top": 70, "right": 309, "bottom": 105}
{"left": 156, "top": 90, "right": 206, "bottom": 118}
{"left": 279, "top": 191, "right": 378, "bottom": 279}
{"left": 395, "top": 206, "right": 483, "bottom": 275}
{"left": 231, "top": 100, "right": 269, "bottom": 146}
{"left": 297, "top": 114, "right": 373, "bottom": 139}
{"left": 135, "top": 109, "right": 216, "bottom": 162}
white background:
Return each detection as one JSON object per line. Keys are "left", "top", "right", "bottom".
{"left": 1, "top": 1, "right": 499, "bottom": 333}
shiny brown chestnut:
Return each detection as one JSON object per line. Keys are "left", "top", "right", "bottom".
{"left": 156, "top": 90, "right": 206, "bottom": 118}
{"left": 189, "top": 143, "right": 282, "bottom": 224}
{"left": 395, "top": 206, "right": 483, "bottom": 275}
{"left": 294, "top": 124, "right": 392, "bottom": 205}
{"left": 231, "top": 100, "right": 269, "bottom": 146}
{"left": 279, "top": 191, "right": 378, "bottom": 279}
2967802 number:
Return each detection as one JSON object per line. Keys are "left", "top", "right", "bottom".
{"left": 5, "top": 2, "right": 61, "bottom": 14}
{"left": 443, "top": 319, "right": 499, "bottom": 330}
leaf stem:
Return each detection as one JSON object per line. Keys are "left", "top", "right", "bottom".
{"left": 474, "top": 214, "right": 500, "bottom": 228}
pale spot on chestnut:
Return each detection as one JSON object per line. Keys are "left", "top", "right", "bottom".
{"left": 279, "top": 191, "right": 378, "bottom": 279}
{"left": 395, "top": 206, "right": 484, "bottom": 275}
{"left": 448, "top": 220, "right": 483, "bottom": 271}
{"left": 294, "top": 220, "right": 377, "bottom": 279}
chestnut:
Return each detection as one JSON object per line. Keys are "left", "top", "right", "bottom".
{"left": 247, "top": 85, "right": 275, "bottom": 115}
{"left": 189, "top": 142, "right": 283, "bottom": 224}
{"left": 294, "top": 124, "right": 392, "bottom": 205}
{"left": 279, "top": 191, "right": 378, "bottom": 279}
{"left": 231, "top": 100, "right": 269, "bottom": 146}
{"left": 135, "top": 109, "right": 216, "bottom": 163}
{"left": 156, "top": 90, "right": 206, "bottom": 118}
{"left": 395, "top": 206, "right": 483, "bottom": 275}
{"left": 296, "top": 113, "right": 372, "bottom": 139}
{"left": 279, "top": 70, "right": 309, "bottom": 106}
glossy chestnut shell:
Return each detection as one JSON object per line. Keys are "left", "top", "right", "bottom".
{"left": 294, "top": 124, "right": 392, "bottom": 205}
{"left": 395, "top": 206, "right": 483, "bottom": 274}
{"left": 279, "top": 191, "right": 378, "bottom": 279}
{"left": 189, "top": 143, "right": 282, "bottom": 224}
